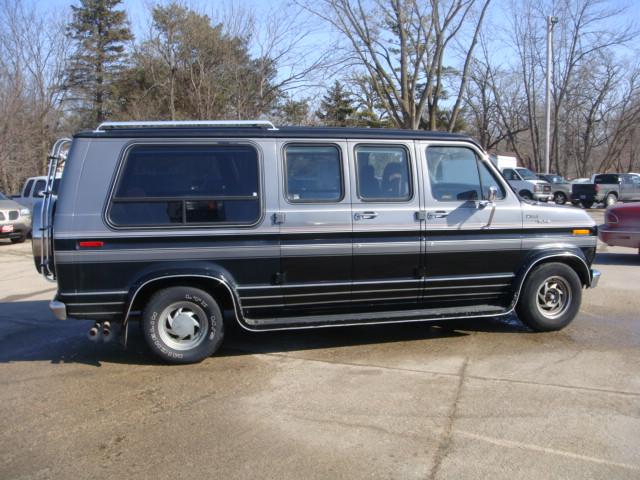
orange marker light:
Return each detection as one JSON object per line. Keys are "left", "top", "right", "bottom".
{"left": 572, "top": 229, "right": 590, "bottom": 235}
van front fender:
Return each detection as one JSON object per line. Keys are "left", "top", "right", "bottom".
{"left": 511, "top": 247, "right": 592, "bottom": 308}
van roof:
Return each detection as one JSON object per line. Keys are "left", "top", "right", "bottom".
{"left": 74, "top": 125, "right": 477, "bottom": 143}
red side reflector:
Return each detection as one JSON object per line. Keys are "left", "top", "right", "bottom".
{"left": 79, "top": 241, "right": 104, "bottom": 248}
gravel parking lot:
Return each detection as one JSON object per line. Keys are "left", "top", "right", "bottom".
{"left": 1, "top": 210, "right": 639, "bottom": 479}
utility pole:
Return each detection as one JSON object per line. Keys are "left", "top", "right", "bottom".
{"left": 545, "top": 15, "right": 558, "bottom": 174}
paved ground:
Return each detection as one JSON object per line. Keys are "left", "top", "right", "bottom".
{"left": 1, "top": 210, "right": 639, "bottom": 479}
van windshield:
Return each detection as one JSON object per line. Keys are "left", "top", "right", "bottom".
{"left": 516, "top": 168, "right": 538, "bottom": 180}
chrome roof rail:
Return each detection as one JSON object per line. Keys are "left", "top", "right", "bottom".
{"left": 94, "top": 120, "right": 279, "bottom": 132}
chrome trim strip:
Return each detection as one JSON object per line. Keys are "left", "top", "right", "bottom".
{"left": 59, "top": 290, "right": 128, "bottom": 296}
{"left": 244, "top": 291, "right": 353, "bottom": 300}
{"left": 590, "top": 269, "right": 601, "bottom": 288}
{"left": 237, "top": 278, "right": 424, "bottom": 290}
{"left": 69, "top": 311, "right": 124, "bottom": 315}
{"left": 247, "top": 295, "right": 420, "bottom": 309}
{"left": 66, "top": 301, "right": 125, "bottom": 306}
{"left": 248, "top": 291, "right": 505, "bottom": 309}
{"left": 425, "top": 273, "right": 514, "bottom": 282}
{"left": 424, "top": 283, "right": 509, "bottom": 290}
{"left": 242, "top": 283, "right": 510, "bottom": 300}
{"left": 238, "top": 274, "right": 515, "bottom": 291}
{"left": 423, "top": 291, "right": 503, "bottom": 299}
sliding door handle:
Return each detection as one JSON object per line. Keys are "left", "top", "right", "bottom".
{"left": 427, "top": 210, "right": 449, "bottom": 220}
{"left": 354, "top": 211, "right": 378, "bottom": 220}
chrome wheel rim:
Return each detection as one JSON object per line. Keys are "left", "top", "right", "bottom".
{"left": 536, "top": 276, "right": 571, "bottom": 320}
{"left": 606, "top": 195, "right": 616, "bottom": 206}
{"left": 554, "top": 193, "right": 565, "bottom": 204}
{"left": 157, "top": 301, "right": 208, "bottom": 351}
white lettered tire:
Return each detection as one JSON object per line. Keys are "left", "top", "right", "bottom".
{"left": 142, "top": 287, "right": 224, "bottom": 364}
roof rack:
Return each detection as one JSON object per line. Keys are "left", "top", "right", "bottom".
{"left": 94, "top": 120, "right": 278, "bottom": 132}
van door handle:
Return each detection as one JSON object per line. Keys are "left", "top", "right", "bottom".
{"left": 427, "top": 210, "right": 449, "bottom": 220}
{"left": 354, "top": 211, "right": 378, "bottom": 220}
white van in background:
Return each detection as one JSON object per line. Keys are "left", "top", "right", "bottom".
{"left": 490, "top": 155, "right": 552, "bottom": 202}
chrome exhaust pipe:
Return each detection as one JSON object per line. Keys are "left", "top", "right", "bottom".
{"left": 88, "top": 322, "right": 101, "bottom": 341}
{"left": 102, "top": 321, "right": 115, "bottom": 342}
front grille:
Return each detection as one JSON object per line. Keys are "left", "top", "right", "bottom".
{"left": 0, "top": 210, "right": 20, "bottom": 221}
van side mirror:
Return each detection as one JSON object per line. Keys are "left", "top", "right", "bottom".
{"left": 36, "top": 190, "right": 45, "bottom": 198}
{"left": 487, "top": 186, "right": 498, "bottom": 203}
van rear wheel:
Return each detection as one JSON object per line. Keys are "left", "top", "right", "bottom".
{"left": 142, "top": 286, "right": 224, "bottom": 364}
{"left": 516, "top": 263, "right": 582, "bottom": 331}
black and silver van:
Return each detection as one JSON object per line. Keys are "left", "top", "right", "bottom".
{"left": 33, "top": 121, "right": 600, "bottom": 363}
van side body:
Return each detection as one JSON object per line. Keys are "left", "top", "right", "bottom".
{"left": 34, "top": 125, "right": 599, "bottom": 362}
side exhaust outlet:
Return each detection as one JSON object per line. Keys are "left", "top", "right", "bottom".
{"left": 88, "top": 323, "right": 101, "bottom": 341}
{"left": 102, "top": 322, "right": 115, "bottom": 342}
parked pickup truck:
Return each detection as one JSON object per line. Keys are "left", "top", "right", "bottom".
{"left": 12, "top": 175, "right": 61, "bottom": 214}
{"left": 500, "top": 167, "right": 553, "bottom": 202}
{"left": 572, "top": 173, "right": 640, "bottom": 208}
{"left": 537, "top": 174, "right": 572, "bottom": 205}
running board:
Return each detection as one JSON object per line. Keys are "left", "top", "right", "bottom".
{"left": 240, "top": 304, "right": 509, "bottom": 331}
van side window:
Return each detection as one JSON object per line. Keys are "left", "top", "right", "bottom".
{"left": 109, "top": 144, "right": 260, "bottom": 227}
{"left": 356, "top": 145, "right": 411, "bottom": 201}
{"left": 285, "top": 145, "right": 343, "bottom": 202}
{"left": 426, "top": 147, "right": 505, "bottom": 202}
{"left": 23, "top": 179, "right": 34, "bottom": 197}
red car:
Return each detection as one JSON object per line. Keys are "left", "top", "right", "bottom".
{"left": 598, "top": 202, "right": 640, "bottom": 252}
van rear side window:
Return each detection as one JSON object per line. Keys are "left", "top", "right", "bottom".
{"left": 356, "top": 145, "right": 412, "bottom": 201}
{"left": 108, "top": 144, "right": 261, "bottom": 227}
{"left": 285, "top": 145, "right": 343, "bottom": 202}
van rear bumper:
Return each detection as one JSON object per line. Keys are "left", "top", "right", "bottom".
{"left": 590, "top": 269, "right": 601, "bottom": 288}
{"left": 49, "top": 300, "right": 67, "bottom": 320}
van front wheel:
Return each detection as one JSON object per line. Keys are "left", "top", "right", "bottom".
{"left": 142, "top": 287, "right": 224, "bottom": 364}
{"left": 516, "top": 263, "right": 582, "bottom": 331}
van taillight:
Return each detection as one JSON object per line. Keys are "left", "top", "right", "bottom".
{"left": 79, "top": 241, "right": 104, "bottom": 248}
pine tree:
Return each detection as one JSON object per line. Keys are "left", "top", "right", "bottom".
{"left": 66, "top": 0, "right": 133, "bottom": 126}
{"left": 316, "top": 81, "right": 355, "bottom": 127}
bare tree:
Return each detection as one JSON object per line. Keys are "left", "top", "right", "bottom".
{"left": 501, "top": 0, "right": 637, "bottom": 175}
{"left": 0, "top": 0, "right": 70, "bottom": 193}
{"left": 300, "top": 0, "right": 491, "bottom": 130}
